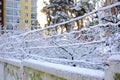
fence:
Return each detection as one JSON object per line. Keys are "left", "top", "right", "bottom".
{"left": 0, "top": 57, "right": 105, "bottom": 80}
{"left": 0, "top": 55, "right": 120, "bottom": 80}
{"left": 0, "top": 2, "right": 120, "bottom": 80}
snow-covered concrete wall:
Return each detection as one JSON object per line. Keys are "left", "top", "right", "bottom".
{"left": 0, "top": 58, "right": 104, "bottom": 80}
{"left": 105, "top": 55, "right": 120, "bottom": 80}
{"left": 23, "top": 59, "right": 104, "bottom": 80}
{"left": 1, "top": 55, "right": 120, "bottom": 80}
{"left": 3, "top": 58, "right": 22, "bottom": 80}
{"left": 0, "top": 58, "right": 4, "bottom": 80}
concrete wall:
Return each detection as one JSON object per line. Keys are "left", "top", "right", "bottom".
{"left": 2, "top": 55, "right": 120, "bottom": 80}
{"left": 0, "top": 58, "right": 105, "bottom": 80}
{"left": 105, "top": 55, "right": 120, "bottom": 80}
{"left": 0, "top": 61, "right": 4, "bottom": 80}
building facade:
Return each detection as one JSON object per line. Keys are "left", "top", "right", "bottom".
{"left": 1, "top": 0, "right": 38, "bottom": 32}
{"left": 21, "top": 0, "right": 32, "bottom": 31}
{"left": 31, "top": 0, "right": 38, "bottom": 30}
{"left": 5, "top": 0, "right": 21, "bottom": 30}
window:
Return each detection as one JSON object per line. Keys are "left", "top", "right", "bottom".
{"left": 6, "top": 9, "right": 13, "bottom": 15}
{"left": 14, "top": 3, "right": 21, "bottom": 9}
{"left": 25, "top": 13, "right": 28, "bottom": 17}
{"left": 25, "top": 0, "right": 28, "bottom": 2}
{"left": 32, "top": 7, "right": 37, "bottom": 12}
{"left": 25, "top": 6, "right": 28, "bottom": 9}
{"left": 6, "top": 1, "right": 13, "bottom": 7}
{"left": 13, "top": 10, "right": 20, "bottom": 16}
{"left": 15, "top": 0, "right": 20, "bottom": 1}
{"left": 32, "top": 0, "right": 37, "bottom": 5}
{"left": 17, "top": 19, "right": 20, "bottom": 23}
{"left": 32, "top": 20, "right": 37, "bottom": 26}
{"left": 31, "top": 13, "right": 37, "bottom": 19}
{"left": 13, "top": 18, "right": 20, "bottom": 23}
{"left": 6, "top": 17, "right": 13, "bottom": 22}
{"left": 25, "top": 20, "right": 28, "bottom": 23}
{"left": 6, "top": 24, "right": 13, "bottom": 30}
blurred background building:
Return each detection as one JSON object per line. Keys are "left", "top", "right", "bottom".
{"left": 0, "top": 0, "right": 119, "bottom": 34}
{"left": 0, "top": 0, "right": 39, "bottom": 33}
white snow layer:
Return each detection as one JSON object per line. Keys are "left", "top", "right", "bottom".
{"left": 23, "top": 59, "right": 105, "bottom": 80}
{"left": 0, "top": 2, "right": 120, "bottom": 71}
{"left": 108, "top": 55, "right": 120, "bottom": 61}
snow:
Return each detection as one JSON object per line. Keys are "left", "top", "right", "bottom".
{"left": 1, "top": 25, "right": 119, "bottom": 70}
{"left": 23, "top": 59, "right": 105, "bottom": 79}
{"left": 4, "top": 58, "right": 22, "bottom": 67}
{"left": 0, "top": 60, "right": 4, "bottom": 80}
{"left": 0, "top": 57, "right": 4, "bottom": 62}
{"left": 19, "top": 2, "right": 120, "bottom": 37}
{"left": 108, "top": 55, "right": 120, "bottom": 61}
{"left": 0, "top": 2, "right": 120, "bottom": 71}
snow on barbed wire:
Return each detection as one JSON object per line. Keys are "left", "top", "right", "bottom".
{"left": 0, "top": 2, "right": 120, "bottom": 70}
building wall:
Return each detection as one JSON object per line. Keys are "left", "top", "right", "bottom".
{"left": 1, "top": 0, "right": 38, "bottom": 32}
{"left": 0, "top": 58, "right": 104, "bottom": 80}
{"left": 4, "top": 0, "right": 21, "bottom": 30}
{"left": 21, "top": 0, "right": 32, "bottom": 32}
{"left": 31, "top": 0, "right": 38, "bottom": 30}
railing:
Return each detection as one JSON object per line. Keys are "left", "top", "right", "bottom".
{"left": 0, "top": 2, "right": 120, "bottom": 70}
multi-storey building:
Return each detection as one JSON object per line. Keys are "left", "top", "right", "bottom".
{"left": 21, "top": 0, "right": 32, "bottom": 31}
{"left": 31, "top": 0, "right": 38, "bottom": 30}
{"left": 5, "top": 0, "right": 21, "bottom": 30}
{"left": 1, "top": 0, "right": 38, "bottom": 32}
